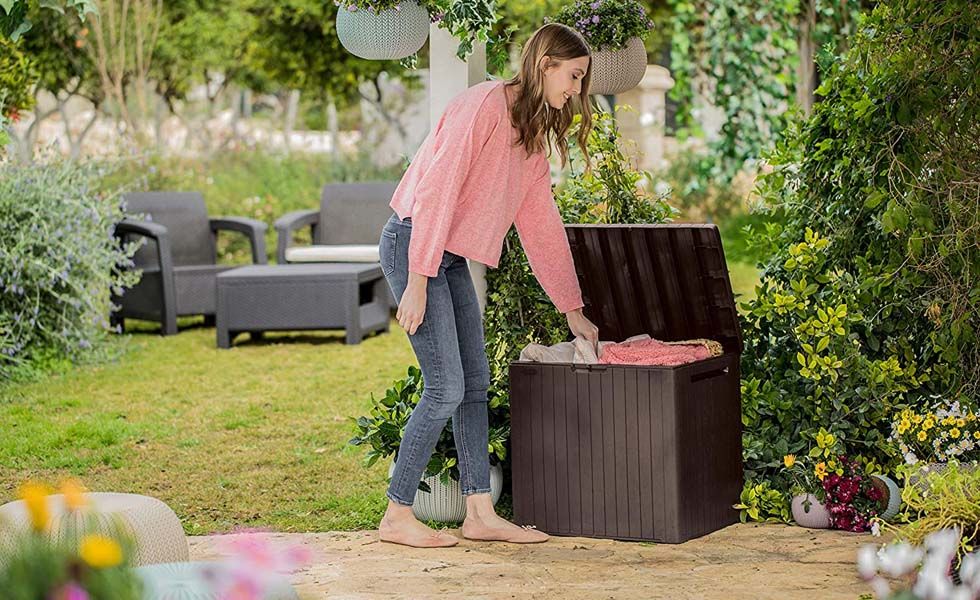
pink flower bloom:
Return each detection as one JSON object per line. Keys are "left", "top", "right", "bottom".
{"left": 53, "top": 583, "right": 89, "bottom": 600}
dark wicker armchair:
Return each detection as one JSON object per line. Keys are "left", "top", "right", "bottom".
{"left": 275, "top": 182, "right": 398, "bottom": 308}
{"left": 111, "top": 192, "right": 268, "bottom": 335}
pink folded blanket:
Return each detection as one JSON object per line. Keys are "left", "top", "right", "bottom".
{"left": 598, "top": 338, "right": 717, "bottom": 366}
{"left": 519, "top": 334, "right": 723, "bottom": 366}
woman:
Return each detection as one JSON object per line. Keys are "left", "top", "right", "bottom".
{"left": 378, "top": 23, "right": 599, "bottom": 548}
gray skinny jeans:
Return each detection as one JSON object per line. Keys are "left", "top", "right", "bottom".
{"left": 378, "top": 212, "right": 492, "bottom": 505}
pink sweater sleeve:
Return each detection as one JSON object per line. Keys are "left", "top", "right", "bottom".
{"left": 514, "top": 161, "right": 585, "bottom": 314}
{"left": 407, "top": 97, "right": 501, "bottom": 277}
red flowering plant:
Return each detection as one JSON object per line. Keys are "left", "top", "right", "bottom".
{"left": 821, "top": 454, "right": 884, "bottom": 532}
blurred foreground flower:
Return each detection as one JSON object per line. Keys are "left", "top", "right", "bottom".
{"left": 18, "top": 481, "right": 52, "bottom": 532}
{"left": 858, "top": 527, "right": 980, "bottom": 599}
{"left": 202, "top": 530, "right": 313, "bottom": 600}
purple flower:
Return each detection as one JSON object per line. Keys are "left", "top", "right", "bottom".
{"left": 79, "top": 339, "right": 91, "bottom": 349}
{"left": 54, "top": 582, "right": 89, "bottom": 600}
{"left": 592, "top": 15, "right": 599, "bottom": 23}
{"left": 590, "top": 0, "right": 600, "bottom": 7}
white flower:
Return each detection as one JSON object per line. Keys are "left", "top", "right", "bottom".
{"left": 858, "top": 545, "right": 880, "bottom": 578}
{"left": 871, "top": 521, "right": 882, "bottom": 537}
{"left": 868, "top": 577, "right": 891, "bottom": 599}
{"left": 959, "top": 552, "right": 980, "bottom": 589}
{"left": 877, "top": 542, "right": 924, "bottom": 577}
{"left": 904, "top": 451, "right": 919, "bottom": 465}
{"left": 653, "top": 180, "right": 671, "bottom": 196}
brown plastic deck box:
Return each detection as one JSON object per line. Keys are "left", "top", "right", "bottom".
{"left": 509, "top": 224, "right": 744, "bottom": 544}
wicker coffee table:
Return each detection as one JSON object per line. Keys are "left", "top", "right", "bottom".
{"left": 216, "top": 264, "right": 390, "bottom": 347}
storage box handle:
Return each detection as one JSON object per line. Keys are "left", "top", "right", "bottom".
{"left": 690, "top": 365, "right": 729, "bottom": 383}
{"left": 570, "top": 364, "right": 608, "bottom": 373}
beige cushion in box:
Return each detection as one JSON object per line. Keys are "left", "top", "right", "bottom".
{"left": 284, "top": 244, "right": 380, "bottom": 263}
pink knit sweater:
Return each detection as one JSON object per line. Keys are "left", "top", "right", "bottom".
{"left": 389, "top": 79, "right": 584, "bottom": 314}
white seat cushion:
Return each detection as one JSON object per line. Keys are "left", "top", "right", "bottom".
{"left": 285, "top": 244, "right": 380, "bottom": 263}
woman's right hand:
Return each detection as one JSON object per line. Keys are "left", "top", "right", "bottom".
{"left": 397, "top": 272, "right": 429, "bottom": 335}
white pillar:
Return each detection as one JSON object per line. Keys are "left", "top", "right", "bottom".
{"left": 428, "top": 25, "right": 490, "bottom": 314}
{"left": 614, "top": 65, "right": 675, "bottom": 172}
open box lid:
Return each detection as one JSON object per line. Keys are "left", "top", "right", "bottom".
{"left": 565, "top": 224, "right": 743, "bottom": 355}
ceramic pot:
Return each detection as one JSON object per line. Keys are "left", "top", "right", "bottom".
{"left": 337, "top": 0, "right": 429, "bottom": 60}
{"left": 791, "top": 493, "right": 831, "bottom": 529}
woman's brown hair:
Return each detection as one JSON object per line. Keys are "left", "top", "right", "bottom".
{"left": 503, "top": 23, "right": 594, "bottom": 176}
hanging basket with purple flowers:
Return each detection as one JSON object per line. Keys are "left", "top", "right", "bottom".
{"left": 548, "top": 0, "right": 655, "bottom": 95}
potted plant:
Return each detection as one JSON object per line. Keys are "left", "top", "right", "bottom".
{"left": 548, "top": 0, "right": 655, "bottom": 95}
{"left": 334, "top": 0, "right": 431, "bottom": 60}
{"left": 782, "top": 453, "right": 831, "bottom": 529}
{"left": 334, "top": 0, "right": 510, "bottom": 70}
{"left": 821, "top": 454, "right": 885, "bottom": 533}
{"left": 349, "top": 365, "right": 507, "bottom": 523}
{"left": 888, "top": 400, "right": 979, "bottom": 491}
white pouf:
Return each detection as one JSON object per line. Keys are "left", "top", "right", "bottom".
{"left": 0, "top": 492, "right": 188, "bottom": 566}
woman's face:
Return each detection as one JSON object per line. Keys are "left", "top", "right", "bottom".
{"left": 540, "top": 55, "right": 591, "bottom": 109}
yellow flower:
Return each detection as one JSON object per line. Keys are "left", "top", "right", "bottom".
{"left": 79, "top": 535, "right": 123, "bottom": 569}
{"left": 61, "top": 478, "right": 88, "bottom": 512}
{"left": 912, "top": 414, "right": 923, "bottom": 424}
{"left": 923, "top": 418, "right": 935, "bottom": 430}
{"left": 956, "top": 418, "right": 966, "bottom": 428}
{"left": 973, "top": 431, "right": 980, "bottom": 440}
{"left": 814, "top": 462, "right": 828, "bottom": 480}
{"left": 897, "top": 421, "right": 909, "bottom": 435}
{"left": 950, "top": 428, "right": 961, "bottom": 439}
{"left": 918, "top": 430, "right": 928, "bottom": 442}
{"left": 18, "top": 482, "right": 51, "bottom": 532}
{"left": 783, "top": 454, "right": 796, "bottom": 468}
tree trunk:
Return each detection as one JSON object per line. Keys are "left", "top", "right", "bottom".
{"left": 796, "top": 0, "right": 817, "bottom": 115}
{"left": 283, "top": 89, "right": 300, "bottom": 154}
{"left": 327, "top": 92, "right": 339, "bottom": 158}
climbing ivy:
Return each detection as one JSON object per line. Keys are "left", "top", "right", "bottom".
{"left": 666, "top": 0, "right": 867, "bottom": 184}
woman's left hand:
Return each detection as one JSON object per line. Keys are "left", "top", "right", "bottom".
{"left": 566, "top": 308, "right": 599, "bottom": 353}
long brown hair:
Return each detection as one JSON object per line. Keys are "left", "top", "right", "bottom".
{"left": 503, "top": 23, "right": 594, "bottom": 176}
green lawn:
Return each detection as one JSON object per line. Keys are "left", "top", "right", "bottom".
{"left": 0, "top": 261, "right": 758, "bottom": 535}
{"left": 0, "top": 318, "right": 416, "bottom": 534}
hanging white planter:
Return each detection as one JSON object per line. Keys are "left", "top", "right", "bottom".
{"left": 589, "top": 36, "right": 647, "bottom": 95}
{"left": 336, "top": 0, "right": 429, "bottom": 60}
{"left": 388, "top": 462, "right": 504, "bottom": 523}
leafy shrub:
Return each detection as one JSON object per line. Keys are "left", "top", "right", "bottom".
{"left": 0, "top": 36, "right": 36, "bottom": 148}
{"left": 0, "top": 159, "right": 140, "bottom": 381}
{"left": 732, "top": 480, "right": 790, "bottom": 523}
{"left": 348, "top": 365, "right": 508, "bottom": 487}
{"left": 739, "top": 0, "right": 980, "bottom": 514}
{"left": 548, "top": 0, "right": 655, "bottom": 52}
